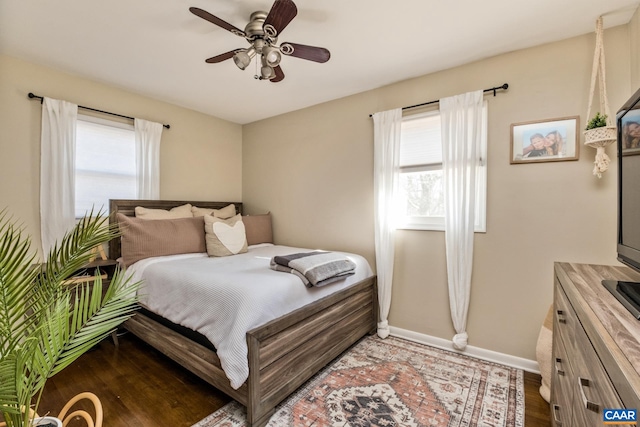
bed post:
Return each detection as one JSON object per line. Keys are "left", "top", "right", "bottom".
{"left": 246, "top": 335, "right": 273, "bottom": 427}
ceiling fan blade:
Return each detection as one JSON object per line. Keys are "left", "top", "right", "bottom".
{"left": 271, "top": 65, "right": 285, "bottom": 82}
{"left": 205, "top": 50, "right": 242, "bottom": 63}
{"left": 280, "top": 42, "right": 330, "bottom": 63}
{"left": 189, "top": 7, "right": 246, "bottom": 37}
{"left": 263, "top": 0, "right": 298, "bottom": 37}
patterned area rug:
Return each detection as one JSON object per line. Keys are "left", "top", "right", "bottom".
{"left": 192, "top": 335, "right": 524, "bottom": 427}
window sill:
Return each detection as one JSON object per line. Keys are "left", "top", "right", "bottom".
{"left": 396, "top": 224, "right": 487, "bottom": 233}
{"left": 397, "top": 224, "right": 444, "bottom": 232}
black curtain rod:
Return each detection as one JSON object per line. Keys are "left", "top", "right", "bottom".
{"left": 368, "top": 83, "right": 509, "bottom": 118}
{"left": 28, "top": 93, "right": 170, "bottom": 129}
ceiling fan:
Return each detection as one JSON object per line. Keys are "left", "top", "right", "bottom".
{"left": 190, "top": 0, "right": 330, "bottom": 83}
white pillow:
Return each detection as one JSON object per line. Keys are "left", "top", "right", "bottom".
{"left": 204, "top": 214, "right": 248, "bottom": 257}
{"left": 192, "top": 204, "right": 236, "bottom": 219}
{"left": 135, "top": 203, "right": 193, "bottom": 220}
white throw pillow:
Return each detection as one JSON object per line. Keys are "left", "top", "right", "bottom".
{"left": 135, "top": 204, "right": 193, "bottom": 220}
{"left": 192, "top": 204, "right": 236, "bottom": 219}
{"left": 204, "top": 214, "right": 248, "bottom": 257}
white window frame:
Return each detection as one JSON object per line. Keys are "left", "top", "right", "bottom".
{"left": 397, "top": 104, "right": 487, "bottom": 233}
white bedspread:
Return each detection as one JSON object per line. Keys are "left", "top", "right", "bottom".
{"left": 125, "top": 244, "right": 373, "bottom": 389}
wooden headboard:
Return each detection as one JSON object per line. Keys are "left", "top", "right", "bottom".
{"left": 108, "top": 199, "right": 243, "bottom": 260}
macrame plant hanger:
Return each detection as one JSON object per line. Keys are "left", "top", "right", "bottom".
{"left": 584, "top": 16, "right": 617, "bottom": 178}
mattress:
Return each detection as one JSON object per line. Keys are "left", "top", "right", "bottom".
{"left": 125, "top": 243, "right": 373, "bottom": 389}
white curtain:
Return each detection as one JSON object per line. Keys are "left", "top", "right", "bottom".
{"left": 40, "top": 97, "right": 78, "bottom": 256}
{"left": 134, "top": 118, "right": 163, "bottom": 199}
{"left": 440, "top": 90, "right": 484, "bottom": 351}
{"left": 372, "top": 108, "right": 402, "bottom": 339}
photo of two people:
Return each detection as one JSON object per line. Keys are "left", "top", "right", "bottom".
{"left": 511, "top": 116, "right": 579, "bottom": 164}
{"left": 621, "top": 109, "right": 640, "bottom": 153}
{"left": 522, "top": 130, "right": 564, "bottom": 158}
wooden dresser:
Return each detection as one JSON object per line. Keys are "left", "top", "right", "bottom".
{"left": 552, "top": 263, "right": 640, "bottom": 426}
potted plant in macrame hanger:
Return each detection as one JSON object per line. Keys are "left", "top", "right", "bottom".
{"left": 0, "top": 210, "right": 139, "bottom": 427}
{"left": 585, "top": 112, "right": 616, "bottom": 176}
{"left": 584, "top": 16, "right": 617, "bottom": 178}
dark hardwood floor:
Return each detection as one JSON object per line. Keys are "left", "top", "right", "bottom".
{"left": 40, "top": 333, "right": 231, "bottom": 426}
{"left": 524, "top": 370, "right": 552, "bottom": 427}
{"left": 38, "top": 333, "right": 551, "bottom": 426}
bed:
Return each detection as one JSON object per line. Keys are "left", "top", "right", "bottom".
{"left": 108, "top": 199, "right": 378, "bottom": 427}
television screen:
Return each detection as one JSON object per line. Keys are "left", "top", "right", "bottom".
{"left": 618, "top": 88, "right": 640, "bottom": 273}
{"left": 603, "top": 89, "right": 640, "bottom": 319}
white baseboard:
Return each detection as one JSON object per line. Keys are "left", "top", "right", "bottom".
{"left": 389, "top": 326, "right": 540, "bottom": 374}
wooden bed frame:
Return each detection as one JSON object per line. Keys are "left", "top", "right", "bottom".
{"left": 109, "top": 199, "right": 378, "bottom": 427}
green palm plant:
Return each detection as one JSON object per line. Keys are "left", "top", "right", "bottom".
{"left": 0, "top": 210, "right": 139, "bottom": 426}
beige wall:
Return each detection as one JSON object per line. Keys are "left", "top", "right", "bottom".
{"left": 631, "top": 7, "right": 640, "bottom": 90}
{"left": 243, "top": 25, "right": 634, "bottom": 361}
{"left": 0, "top": 54, "right": 242, "bottom": 257}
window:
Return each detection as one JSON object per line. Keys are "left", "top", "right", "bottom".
{"left": 75, "top": 115, "right": 136, "bottom": 217}
{"left": 398, "top": 104, "right": 487, "bottom": 232}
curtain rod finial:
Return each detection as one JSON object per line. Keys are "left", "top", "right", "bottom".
{"left": 494, "top": 83, "right": 509, "bottom": 96}
{"left": 28, "top": 92, "right": 43, "bottom": 104}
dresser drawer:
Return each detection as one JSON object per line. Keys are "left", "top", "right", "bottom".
{"left": 554, "top": 280, "right": 577, "bottom": 356}
{"left": 570, "top": 322, "right": 622, "bottom": 426}
{"left": 551, "top": 334, "right": 574, "bottom": 427}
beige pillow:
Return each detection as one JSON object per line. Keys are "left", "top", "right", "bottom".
{"left": 192, "top": 204, "right": 236, "bottom": 219}
{"left": 204, "top": 214, "right": 248, "bottom": 257}
{"left": 243, "top": 213, "right": 273, "bottom": 245}
{"left": 135, "top": 203, "right": 193, "bottom": 220}
{"left": 117, "top": 213, "right": 206, "bottom": 266}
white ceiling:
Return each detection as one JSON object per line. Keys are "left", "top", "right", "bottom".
{"left": 1, "top": 0, "right": 638, "bottom": 124}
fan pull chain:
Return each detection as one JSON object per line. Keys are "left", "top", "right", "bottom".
{"left": 254, "top": 54, "right": 260, "bottom": 80}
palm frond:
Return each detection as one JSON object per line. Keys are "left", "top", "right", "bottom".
{"left": 0, "top": 338, "right": 41, "bottom": 427}
{"left": 0, "top": 354, "right": 20, "bottom": 415}
{"left": 47, "top": 273, "right": 139, "bottom": 380}
{"left": 0, "top": 211, "right": 40, "bottom": 358}
{"left": 27, "top": 266, "right": 139, "bottom": 393}
{"left": 41, "top": 210, "right": 116, "bottom": 283}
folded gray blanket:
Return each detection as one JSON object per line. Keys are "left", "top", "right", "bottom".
{"left": 270, "top": 251, "right": 356, "bottom": 287}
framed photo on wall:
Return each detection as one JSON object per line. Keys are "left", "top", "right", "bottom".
{"left": 621, "top": 108, "right": 640, "bottom": 156}
{"left": 510, "top": 116, "right": 580, "bottom": 164}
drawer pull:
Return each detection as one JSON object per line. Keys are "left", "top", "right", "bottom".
{"left": 556, "top": 310, "right": 567, "bottom": 324}
{"left": 578, "top": 377, "right": 600, "bottom": 412}
{"left": 552, "top": 404, "right": 563, "bottom": 426}
{"left": 555, "top": 357, "right": 565, "bottom": 376}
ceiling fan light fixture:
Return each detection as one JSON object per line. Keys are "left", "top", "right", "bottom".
{"left": 233, "top": 47, "right": 256, "bottom": 70}
{"left": 260, "top": 57, "right": 275, "bottom": 79}
{"left": 261, "top": 65, "right": 275, "bottom": 80}
{"left": 233, "top": 52, "right": 250, "bottom": 70}
{"left": 262, "top": 46, "right": 281, "bottom": 66}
